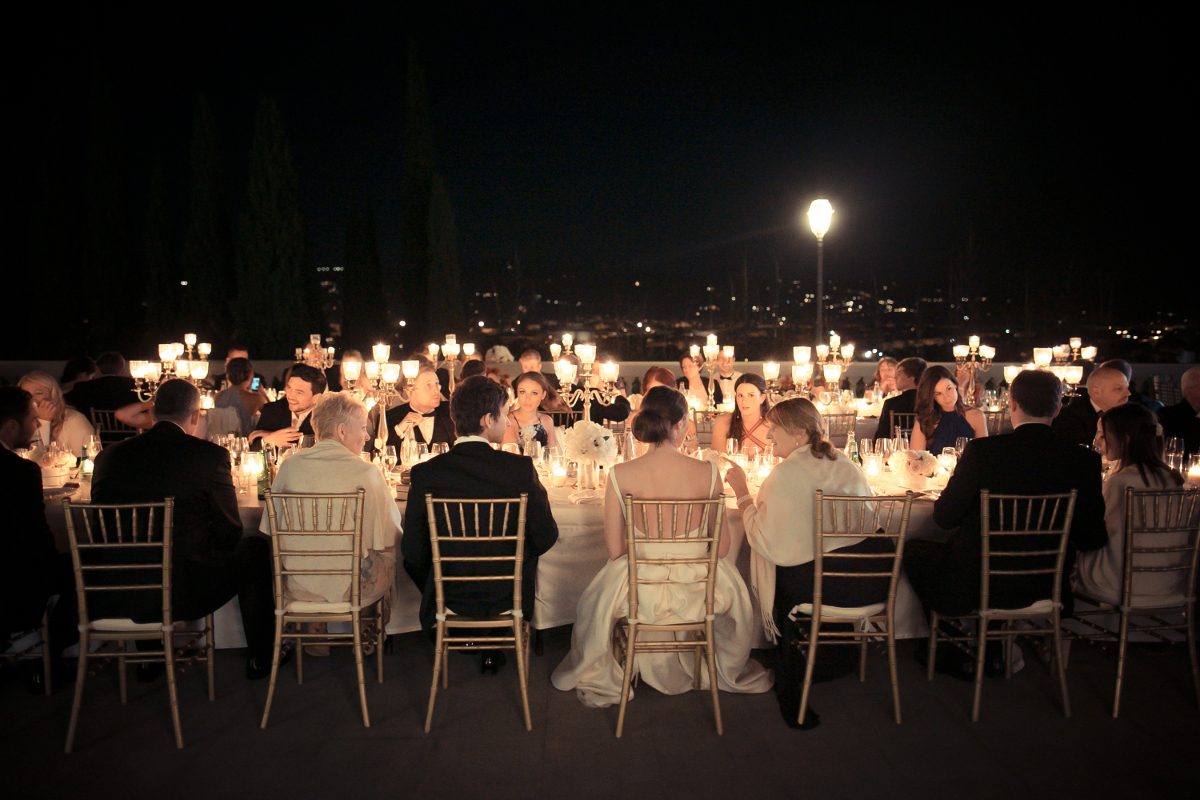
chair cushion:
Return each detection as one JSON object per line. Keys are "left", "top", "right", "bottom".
{"left": 90, "top": 618, "right": 162, "bottom": 632}
{"left": 284, "top": 601, "right": 354, "bottom": 614}
{"left": 979, "top": 599, "right": 1057, "bottom": 617}
{"left": 793, "top": 602, "right": 886, "bottom": 620}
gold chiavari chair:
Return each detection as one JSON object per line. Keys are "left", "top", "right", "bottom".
{"left": 928, "top": 490, "right": 1077, "bottom": 721}
{"left": 424, "top": 494, "right": 532, "bottom": 732}
{"left": 793, "top": 491, "right": 914, "bottom": 725}
{"left": 891, "top": 412, "right": 916, "bottom": 439}
{"left": 822, "top": 412, "right": 857, "bottom": 448}
{"left": 1071, "top": 487, "right": 1200, "bottom": 717}
{"left": 3, "top": 605, "right": 52, "bottom": 696}
{"left": 984, "top": 408, "right": 1006, "bottom": 437}
{"left": 62, "top": 498, "right": 216, "bottom": 752}
{"left": 89, "top": 409, "right": 139, "bottom": 445}
{"left": 260, "top": 488, "right": 384, "bottom": 729}
{"left": 613, "top": 495, "right": 725, "bottom": 737}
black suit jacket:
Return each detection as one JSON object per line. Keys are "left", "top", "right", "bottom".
{"left": 874, "top": 389, "right": 916, "bottom": 440}
{"left": 384, "top": 402, "right": 455, "bottom": 451}
{"left": 90, "top": 422, "right": 244, "bottom": 622}
{"left": 1051, "top": 395, "right": 1099, "bottom": 447}
{"left": 0, "top": 448, "right": 62, "bottom": 633}
{"left": 571, "top": 393, "right": 631, "bottom": 424}
{"left": 64, "top": 375, "right": 138, "bottom": 420}
{"left": 928, "top": 423, "right": 1106, "bottom": 615}
{"left": 1159, "top": 400, "right": 1200, "bottom": 457}
{"left": 401, "top": 440, "right": 558, "bottom": 629}
{"left": 250, "top": 398, "right": 315, "bottom": 450}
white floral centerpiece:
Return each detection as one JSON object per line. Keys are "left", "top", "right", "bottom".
{"left": 887, "top": 449, "right": 939, "bottom": 490}
{"left": 562, "top": 420, "right": 616, "bottom": 490}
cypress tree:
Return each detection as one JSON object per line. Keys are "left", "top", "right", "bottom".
{"left": 179, "top": 95, "right": 231, "bottom": 342}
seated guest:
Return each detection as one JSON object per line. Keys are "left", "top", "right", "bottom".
{"left": 251, "top": 364, "right": 326, "bottom": 450}
{"left": 904, "top": 369, "right": 1106, "bottom": 679}
{"left": 91, "top": 379, "right": 279, "bottom": 680}
{"left": 519, "top": 348, "right": 561, "bottom": 390}
{"left": 209, "top": 345, "right": 261, "bottom": 392}
{"left": 874, "top": 357, "right": 927, "bottom": 440}
{"left": 0, "top": 388, "right": 79, "bottom": 690}
{"left": 677, "top": 352, "right": 723, "bottom": 409}
{"left": 870, "top": 357, "right": 899, "bottom": 398}
{"left": 262, "top": 392, "right": 400, "bottom": 610}
{"left": 627, "top": 367, "right": 696, "bottom": 441}
{"left": 711, "top": 374, "right": 770, "bottom": 455}
{"left": 63, "top": 351, "right": 137, "bottom": 420}
{"left": 552, "top": 386, "right": 770, "bottom": 707}
{"left": 714, "top": 349, "right": 743, "bottom": 402}
{"left": 459, "top": 359, "right": 487, "bottom": 381}
{"left": 1074, "top": 403, "right": 1191, "bottom": 606}
{"left": 59, "top": 356, "right": 97, "bottom": 395}
{"left": 1159, "top": 367, "right": 1200, "bottom": 457}
{"left": 569, "top": 370, "right": 631, "bottom": 426}
{"left": 1100, "top": 359, "right": 1155, "bottom": 410}
{"left": 18, "top": 371, "right": 95, "bottom": 458}
{"left": 215, "top": 357, "right": 267, "bottom": 437}
{"left": 724, "top": 397, "right": 882, "bottom": 729}
{"left": 504, "top": 372, "right": 559, "bottom": 452}
{"left": 385, "top": 367, "right": 454, "bottom": 452}
{"left": 1053, "top": 365, "right": 1130, "bottom": 447}
{"left": 910, "top": 365, "right": 988, "bottom": 454}
{"left": 402, "top": 376, "right": 558, "bottom": 673}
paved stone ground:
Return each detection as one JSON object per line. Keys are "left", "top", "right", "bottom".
{"left": 3, "top": 628, "right": 1197, "bottom": 799}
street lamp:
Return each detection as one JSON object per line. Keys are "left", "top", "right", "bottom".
{"left": 807, "top": 199, "right": 834, "bottom": 347}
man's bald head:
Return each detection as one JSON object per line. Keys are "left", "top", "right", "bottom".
{"left": 1181, "top": 367, "right": 1200, "bottom": 411}
{"left": 1087, "top": 367, "right": 1130, "bottom": 412}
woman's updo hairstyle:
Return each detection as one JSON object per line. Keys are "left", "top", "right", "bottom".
{"left": 765, "top": 397, "right": 837, "bottom": 461}
{"left": 632, "top": 386, "right": 688, "bottom": 444}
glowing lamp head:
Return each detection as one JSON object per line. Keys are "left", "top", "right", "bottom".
{"left": 807, "top": 199, "right": 834, "bottom": 240}
{"left": 372, "top": 344, "right": 390, "bottom": 363}
{"left": 763, "top": 362, "right": 780, "bottom": 381}
{"left": 549, "top": 343, "right": 561, "bottom": 359}
{"left": 463, "top": 343, "right": 475, "bottom": 356}
{"left": 381, "top": 362, "right": 400, "bottom": 383}
{"left": 184, "top": 333, "right": 196, "bottom": 346}
{"left": 1033, "top": 348, "right": 1053, "bottom": 368}
{"left": 343, "top": 360, "right": 362, "bottom": 382}
{"left": 575, "top": 344, "right": 596, "bottom": 365}
{"left": 402, "top": 360, "right": 419, "bottom": 379}
{"left": 953, "top": 345, "right": 970, "bottom": 359}
{"left": 365, "top": 361, "right": 380, "bottom": 380}
{"left": 794, "top": 346, "right": 811, "bottom": 363}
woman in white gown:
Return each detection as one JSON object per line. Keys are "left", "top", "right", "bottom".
{"left": 551, "top": 386, "right": 772, "bottom": 707}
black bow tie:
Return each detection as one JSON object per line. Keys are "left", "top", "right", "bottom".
{"left": 421, "top": 411, "right": 437, "bottom": 418}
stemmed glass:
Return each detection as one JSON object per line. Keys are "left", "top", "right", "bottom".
{"left": 501, "top": 443, "right": 520, "bottom": 455}
{"left": 954, "top": 437, "right": 970, "bottom": 458}
{"left": 877, "top": 438, "right": 894, "bottom": 470}
{"left": 83, "top": 435, "right": 103, "bottom": 460}
{"left": 940, "top": 447, "right": 958, "bottom": 478}
{"left": 431, "top": 442, "right": 449, "bottom": 457}
{"left": 382, "top": 445, "right": 398, "bottom": 474}
{"left": 1165, "top": 437, "right": 1184, "bottom": 471}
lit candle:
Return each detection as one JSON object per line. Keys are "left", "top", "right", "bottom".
{"left": 763, "top": 362, "right": 780, "bottom": 381}
{"left": 463, "top": 343, "right": 475, "bottom": 356}
{"left": 428, "top": 343, "right": 440, "bottom": 359}
{"left": 823, "top": 363, "right": 842, "bottom": 384}
{"left": 794, "top": 346, "right": 811, "bottom": 363}
{"left": 190, "top": 361, "right": 209, "bottom": 380}
{"left": 198, "top": 342, "right": 211, "bottom": 356}
{"left": 792, "top": 363, "right": 813, "bottom": 383}
{"left": 550, "top": 343, "right": 561, "bottom": 359}
{"left": 81, "top": 458, "right": 94, "bottom": 475}
{"left": 552, "top": 466, "right": 568, "bottom": 487}
{"left": 979, "top": 346, "right": 996, "bottom": 360}
{"left": 1081, "top": 346, "right": 1097, "bottom": 360}
{"left": 343, "top": 360, "right": 362, "bottom": 382}
{"left": 1033, "top": 348, "right": 1053, "bottom": 368}
{"left": 703, "top": 344, "right": 719, "bottom": 360}
{"left": 443, "top": 342, "right": 460, "bottom": 359}
{"left": 830, "top": 333, "right": 840, "bottom": 349}
{"left": 143, "top": 363, "right": 161, "bottom": 382}
{"left": 402, "top": 360, "right": 419, "bottom": 380}
{"left": 175, "top": 360, "right": 191, "bottom": 378}
{"left": 173, "top": 343, "right": 184, "bottom": 358}
{"left": 575, "top": 344, "right": 596, "bottom": 365}
{"left": 373, "top": 344, "right": 390, "bottom": 363}
{"left": 723, "top": 345, "right": 734, "bottom": 359}
{"left": 690, "top": 344, "right": 700, "bottom": 359}
{"left": 365, "top": 361, "right": 380, "bottom": 379}
{"left": 969, "top": 335, "right": 980, "bottom": 349}
{"left": 953, "top": 345, "right": 970, "bottom": 359}
{"left": 1065, "top": 365, "right": 1084, "bottom": 385}
{"left": 129, "top": 361, "right": 146, "bottom": 379}
{"left": 600, "top": 362, "right": 618, "bottom": 382}
{"left": 562, "top": 333, "right": 573, "bottom": 348}
{"left": 816, "top": 344, "right": 829, "bottom": 361}
{"left": 1052, "top": 345, "right": 1066, "bottom": 361}
{"left": 327, "top": 346, "right": 335, "bottom": 357}
{"left": 185, "top": 333, "right": 197, "bottom": 346}
{"left": 200, "top": 393, "right": 214, "bottom": 408}
{"left": 1070, "top": 337, "right": 1082, "bottom": 350}
{"left": 1188, "top": 464, "right": 1200, "bottom": 487}
{"left": 382, "top": 362, "right": 400, "bottom": 383}
{"left": 158, "top": 343, "right": 174, "bottom": 361}
{"left": 706, "top": 334, "right": 718, "bottom": 347}
{"left": 841, "top": 344, "right": 854, "bottom": 360}
{"left": 445, "top": 334, "right": 456, "bottom": 346}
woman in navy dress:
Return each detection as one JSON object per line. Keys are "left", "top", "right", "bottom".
{"left": 910, "top": 366, "right": 987, "bottom": 454}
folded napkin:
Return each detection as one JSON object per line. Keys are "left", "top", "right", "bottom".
{"left": 568, "top": 489, "right": 604, "bottom": 505}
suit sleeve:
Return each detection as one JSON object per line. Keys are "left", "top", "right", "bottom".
{"left": 933, "top": 439, "right": 983, "bottom": 530}
{"left": 208, "top": 448, "right": 244, "bottom": 551}
{"left": 522, "top": 460, "right": 558, "bottom": 557}
{"left": 874, "top": 399, "right": 892, "bottom": 441}
{"left": 401, "top": 463, "right": 432, "bottom": 589}
{"left": 1068, "top": 451, "right": 1107, "bottom": 552}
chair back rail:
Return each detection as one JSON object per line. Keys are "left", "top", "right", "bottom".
{"left": 979, "top": 490, "right": 1077, "bottom": 613}
{"left": 623, "top": 495, "right": 724, "bottom": 623}
{"left": 1121, "top": 487, "right": 1200, "bottom": 606}
{"left": 810, "top": 492, "right": 914, "bottom": 615}
{"left": 263, "top": 489, "right": 366, "bottom": 612}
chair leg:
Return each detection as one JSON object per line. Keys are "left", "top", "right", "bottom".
{"left": 425, "top": 623, "right": 444, "bottom": 733}
{"left": 164, "top": 632, "right": 184, "bottom": 749}
{"left": 859, "top": 633, "right": 868, "bottom": 682}
{"left": 377, "top": 629, "right": 385, "bottom": 684}
{"left": 798, "top": 623, "right": 819, "bottom": 729}
{"left": 296, "top": 633, "right": 304, "bottom": 685}
{"left": 514, "top": 621, "right": 532, "bottom": 731}
{"left": 692, "top": 636, "right": 702, "bottom": 691}
{"left": 887, "top": 622, "right": 901, "bottom": 724}
{"left": 1113, "top": 608, "right": 1130, "bottom": 719}
{"left": 1052, "top": 611, "right": 1071, "bottom": 719}
{"left": 117, "top": 640, "right": 128, "bottom": 705}
{"left": 707, "top": 620, "right": 722, "bottom": 735}
{"left": 971, "top": 619, "right": 988, "bottom": 722}
{"left": 1004, "top": 623, "right": 1014, "bottom": 680}
{"left": 205, "top": 614, "right": 216, "bottom": 701}
{"left": 65, "top": 632, "right": 90, "bottom": 754}
{"left": 352, "top": 612, "right": 370, "bottom": 728}
{"left": 1187, "top": 607, "right": 1200, "bottom": 711}
{"left": 615, "top": 623, "right": 637, "bottom": 738}
{"left": 260, "top": 615, "right": 285, "bottom": 729}
{"left": 40, "top": 615, "right": 52, "bottom": 696}
{"left": 927, "top": 612, "right": 939, "bottom": 681}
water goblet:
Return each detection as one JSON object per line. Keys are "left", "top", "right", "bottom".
{"left": 416, "top": 443, "right": 430, "bottom": 462}
{"left": 382, "top": 445, "right": 398, "bottom": 473}
{"left": 501, "top": 443, "right": 520, "bottom": 455}
{"left": 859, "top": 439, "right": 874, "bottom": 459}
{"left": 430, "top": 442, "right": 449, "bottom": 457}
{"left": 955, "top": 437, "right": 969, "bottom": 457}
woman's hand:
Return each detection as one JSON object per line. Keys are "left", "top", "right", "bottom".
{"left": 719, "top": 455, "right": 750, "bottom": 496}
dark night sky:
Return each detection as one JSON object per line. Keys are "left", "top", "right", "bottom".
{"left": 20, "top": 6, "right": 1190, "bottom": 321}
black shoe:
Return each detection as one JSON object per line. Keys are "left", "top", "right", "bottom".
{"left": 137, "top": 662, "right": 165, "bottom": 683}
{"left": 247, "top": 646, "right": 293, "bottom": 681}
{"left": 480, "top": 650, "right": 506, "bottom": 675}
{"left": 777, "top": 694, "right": 821, "bottom": 730}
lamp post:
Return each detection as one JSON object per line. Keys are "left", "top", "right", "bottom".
{"left": 807, "top": 199, "right": 834, "bottom": 348}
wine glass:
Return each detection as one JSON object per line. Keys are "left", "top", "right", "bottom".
{"left": 524, "top": 440, "right": 542, "bottom": 461}
{"left": 501, "top": 443, "right": 519, "bottom": 455}
{"left": 940, "top": 447, "right": 958, "bottom": 477}
{"left": 1165, "top": 437, "right": 1184, "bottom": 471}
{"left": 726, "top": 438, "right": 739, "bottom": 457}
{"left": 431, "top": 442, "right": 449, "bottom": 457}
{"left": 299, "top": 435, "right": 315, "bottom": 450}
{"left": 416, "top": 443, "right": 430, "bottom": 462}
{"left": 859, "top": 438, "right": 874, "bottom": 459}
{"left": 382, "top": 445, "right": 398, "bottom": 473}
{"left": 954, "top": 437, "right": 969, "bottom": 457}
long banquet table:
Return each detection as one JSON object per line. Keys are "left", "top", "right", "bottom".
{"left": 44, "top": 462, "right": 948, "bottom": 650}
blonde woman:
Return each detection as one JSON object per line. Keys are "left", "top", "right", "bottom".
{"left": 18, "top": 371, "right": 95, "bottom": 458}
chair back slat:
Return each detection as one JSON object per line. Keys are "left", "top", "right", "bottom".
{"left": 424, "top": 495, "right": 529, "bottom": 618}
{"left": 263, "top": 489, "right": 366, "bottom": 611}
{"left": 1120, "top": 487, "right": 1200, "bottom": 606}
{"left": 62, "top": 499, "right": 175, "bottom": 628}
{"left": 811, "top": 492, "right": 914, "bottom": 611}
{"left": 89, "top": 409, "right": 139, "bottom": 445}
{"left": 979, "top": 490, "right": 1077, "bottom": 614}
{"left": 891, "top": 412, "right": 916, "bottom": 439}
{"left": 623, "top": 495, "right": 725, "bottom": 623}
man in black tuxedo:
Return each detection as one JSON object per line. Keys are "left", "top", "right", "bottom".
{"left": 401, "top": 376, "right": 558, "bottom": 672}
{"left": 250, "top": 364, "right": 326, "bottom": 451}
{"left": 64, "top": 351, "right": 137, "bottom": 422}
{"left": 0, "top": 388, "right": 79, "bottom": 689}
{"left": 904, "top": 370, "right": 1106, "bottom": 675}
{"left": 90, "top": 379, "right": 278, "bottom": 680}
{"left": 873, "top": 357, "right": 927, "bottom": 440}
{"left": 385, "top": 368, "right": 455, "bottom": 452}
{"left": 1159, "top": 367, "right": 1200, "bottom": 457}
{"left": 1051, "top": 366, "right": 1130, "bottom": 447}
